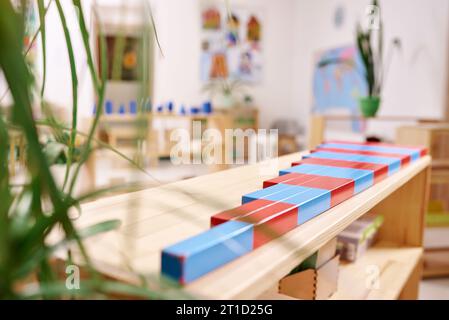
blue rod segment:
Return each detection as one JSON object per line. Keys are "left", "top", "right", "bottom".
{"left": 162, "top": 221, "right": 253, "bottom": 284}
{"left": 242, "top": 184, "right": 310, "bottom": 204}
{"left": 277, "top": 188, "right": 331, "bottom": 224}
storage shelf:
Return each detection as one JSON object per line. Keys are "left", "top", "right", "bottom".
{"left": 331, "top": 243, "right": 422, "bottom": 300}
{"left": 58, "top": 153, "right": 430, "bottom": 300}
{"left": 185, "top": 157, "right": 430, "bottom": 299}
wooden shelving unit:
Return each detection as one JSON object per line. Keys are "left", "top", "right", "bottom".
{"left": 332, "top": 243, "right": 422, "bottom": 300}
{"left": 397, "top": 124, "right": 449, "bottom": 278}
{"left": 59, "top": 152, "right": 430, "bottom": 300}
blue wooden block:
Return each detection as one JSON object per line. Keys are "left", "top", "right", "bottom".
{"left": 319, "top": 143, "right": 421, "bottom": 161}
{"left": 281, "top": 163, "right": 330, "bottom": 176}
{"left": 281, "top": 164, "right": 374, "bottom": 194}
{"left": 304, "top": 151, "right": 401, "bottom": 175}
{"left": 272, "top": 188, "right": 331, "bottom": 224}
{"left": 161, "top": 220, "right": 253, "bottom": 284}
{"left": 242, "top": 183, "right": 305, "bottom": 204}
{"left": 243, "top": 183, "right": 334, "bottom": 226}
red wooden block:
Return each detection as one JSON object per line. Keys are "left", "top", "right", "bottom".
{"left": 263, "top": 173, "right": 303, "bottom": 188}
{"left": 238, "top": 202, "right": 298, "bottom": 249}
{"left": 211, "top": 199, "right": 298, "bottom": 249}
{"left": 313, "top": 147, "right": 411, "bottom": 166}
{"left": 211, "top": 199, "right": 274, "bottom": 227}
{"left": 291, "top": 157, "right": 388, "bottom": 184}
{"left": 286, "top": 174, "right": 354, "bottom": 207}
{"left": 264, "top": 173, "right": 354, "bottom": 207}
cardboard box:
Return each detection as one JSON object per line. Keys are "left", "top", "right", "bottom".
{"left": 279, "top": 254, "right": 340, "bottom": 300}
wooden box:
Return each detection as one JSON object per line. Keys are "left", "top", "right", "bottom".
{"left": 278, "top": 238, "right": 338, "bottom": 300}
{"left": 278, "top": 254, "right": 339, "bottom": 300}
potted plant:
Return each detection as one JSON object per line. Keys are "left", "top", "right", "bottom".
{"left": 356, "top": 0, "right": 400, "bottom": 117}
{"left": 202, "top": 78, "right": 248, "bottom": 109}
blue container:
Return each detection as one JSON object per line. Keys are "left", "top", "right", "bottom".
{"left": 130, "top": 100, "right": 137, "bottom": 114}
{"left": 118, "top": 104, "right": 126, "bottom": 114}
{"left": 167, "top": 101, "right": 174, "bottom": 113}
{"left": 190, "top": 106, "right": 200, "bottom": 114}
{"left": 157, "top": 105, "right": 163, "bottom": 113}
{"left": 179, "top": 105, "right": 186, "bottom": 115}
{"left": 105, "top": 100, "right": 113, "bottom": 114}
{"left": 202, "top": 101, "right": 212, "bottom": 114}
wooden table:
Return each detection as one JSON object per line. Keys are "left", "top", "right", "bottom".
{"left": 96, "top": 108, "right": 258, "bottom": 166}
{"left": 63, "top": 152, "right": 431, "bottom": 299}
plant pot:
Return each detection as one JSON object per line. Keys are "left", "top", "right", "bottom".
{"left": 213, "top": 92, "right": 235, "bottom": 109}
{"left": 359, "top": 96, "right": 381, "bottom": 118}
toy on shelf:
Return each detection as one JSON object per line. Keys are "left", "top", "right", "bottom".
{"left": 105, "top": 100, "right": 113, "bottom": 114}
{"left": 337, "top": 213, "right": 384, "bottom": 262}
{"left": 161, "top": 141, "right": 427, "bottom": 285}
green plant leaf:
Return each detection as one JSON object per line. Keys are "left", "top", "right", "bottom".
{"left": 42, "top": 141, "right": 66, "bottom": 165}
{"left": 67, "top": 4, "right": 108, "bottom": 197}
{"left": 37, "top": 0, "right": 47, "bottom": 99}
{"left": 55, "top": 0, "right": 79, "bottom": 191}
{"left": 78, "top": 220, "right": 121, "bottom": 239}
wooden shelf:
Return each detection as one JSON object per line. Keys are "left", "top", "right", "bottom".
{"left": 56, "top": 153, "right": 430, "bottom": 300}
{"left": 331, "top": 243, "right": 422, "bottom": 300}
{"left": 185, "top": 157, "right": 429, "bottom": 299}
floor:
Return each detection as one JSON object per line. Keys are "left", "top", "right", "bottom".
{"left": 419, "top": 278, "right": 449, "bottom": 299}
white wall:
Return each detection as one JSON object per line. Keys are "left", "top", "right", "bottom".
{"left": 152, "top": 0, "right": 296, "bottom": 129}
{"left": 29, "top": 0, "right": 297, "bottom": 130}
{"left": 40, "top": 0, "right": 94, "bottom": 123}
{"left": 292, "top": 0, "right": 449, "bottom": 140}
{"left": 3, "top": 0, "right": 448, "bottom": 140}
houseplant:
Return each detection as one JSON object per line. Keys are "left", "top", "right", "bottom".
{"left": 0, "top": 0, "right": 182, "bottom": 299}
{"left": 202, "top": 78, "right": 248, "bottom": 109}
{"left": 356, "top": 0, "right": 400, "bottom": 117}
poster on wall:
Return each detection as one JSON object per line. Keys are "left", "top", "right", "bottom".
{"left": 312, "top": 45, "right": 367, "bottom": 132}
{"left": 200, "top": 2, "right": 263, "bottom": 83}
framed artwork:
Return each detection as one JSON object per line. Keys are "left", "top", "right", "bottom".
{"left": 99, "top": 35, "right": 141, "bottom": 82}
{"left": 200, "top": 2, "right": 263, "bottom": 83}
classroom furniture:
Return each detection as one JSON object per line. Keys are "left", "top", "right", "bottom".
{"left": 59, "top": 143, "right": 430, "bottom": 300}
{"left": 396, "top": 123, "right": 449, "bottom": 278}
{"left": 162, "top": 142, "right": 427, "bottom": 285}
{"left": 308, "top": 114, "right": 441, "bottom": 149}
{"left": 96, "top": 107, "right": 258, "bottom": 169}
